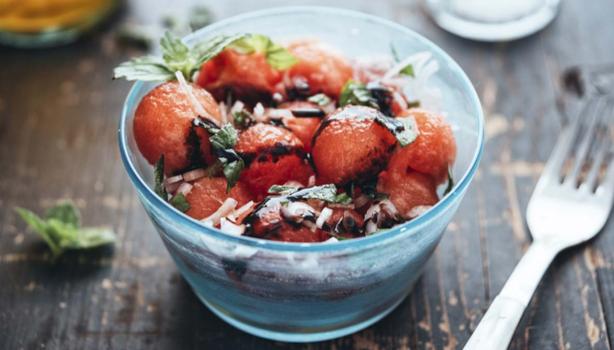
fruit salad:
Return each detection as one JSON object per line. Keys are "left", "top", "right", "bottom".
{"left": 114, "top": 32, "right": 456, "bottom": 243}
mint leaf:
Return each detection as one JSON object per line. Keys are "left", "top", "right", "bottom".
{"left": 334, "top": 192, "right": 352, "bottom": 205}
{"left": 193, "top": 118, "right": 245, "bottom": 190}
{"left": 68, "top": 227, "right": 117, "bottom": 249}
{"left": 222, "top": 160, "right": 244, "bottom": 191}
{"left": 399, "top": 64, "right": 415, "bottom": 77}
{"left": 154, "top": 156, "right": 167, "bottom": 199}
{"left": 268, "top": 185, "right": 300, "bottom": 195}
{"left": 113, "top": 56, "right": 174, "bottom": 81}
{"left": 339, "top": 80, "right": 378, "bottom": 108}
{"left": 307, "top": 93, "right": 332, "bottom": 106}
{"left": 113, "top": 32, "right": 246, "bottom": 82}
{"left": 170, "top": 193, "right": 191, "bottom": 212}
{"left": 191, "top": 33, "right": 247, "bottom": 72}
{"left": 15, "top": 203, "right": 116, "bottom": 259}
{"left": 15, "top": 208, "right": 62, "bottom": 257}
{"left": 45, "top": 201, "right": 80, "bottom": 228}
{"left": 229, "top": 34, "right": 297, "bottom": 70}
{"left": 377, "top": 115, "right": 418, "bottom": 147}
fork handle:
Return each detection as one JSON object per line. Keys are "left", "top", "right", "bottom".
{"left": 464, "top": 241, "right": 559, "bottom": 350}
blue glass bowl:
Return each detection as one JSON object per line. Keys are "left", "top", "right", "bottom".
{"left": 118, "top": 7, "right": 484, "bottom": 343}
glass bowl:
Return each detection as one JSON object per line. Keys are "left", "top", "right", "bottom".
{"left": 118, "top": 6, "right": 484, "bottom": 343}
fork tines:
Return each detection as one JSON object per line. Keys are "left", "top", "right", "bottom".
{"left": 548, "top": 94, "right": 614, "bottom": 194}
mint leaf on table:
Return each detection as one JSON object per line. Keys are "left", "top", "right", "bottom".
{"left": 229, "top": 34, "right": 298, "bottom": 70}
{"left": 193, "top": 118, "right": 245, "bottom": 191}
{"left": 113, "top": 31, "right": 246, "bottom": 82}
{"left": 15, "top": 201, "right": 116, "bottom": 259}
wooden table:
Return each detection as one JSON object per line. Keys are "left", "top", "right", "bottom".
{"left": 1, "top": 1, "right": 613, "bottom": 349}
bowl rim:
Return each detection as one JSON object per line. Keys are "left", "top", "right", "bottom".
{"left": 118, "top": 6, "right": 484, "bottom": 253}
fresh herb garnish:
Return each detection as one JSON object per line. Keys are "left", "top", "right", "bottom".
{"left": 154, "top": 156, "right": 167, "bottom": 199}
{"left": 334, "top": 192, "right": 352, "bottom": 205}
{"left": 339, "top": 80, "right": 378, "bottom": 109}
{"left": 170, "top": 193, "right": 190, "bottom": 212}
{"left": 232, "top": 110, "right": 253, "bottom": 129}
{"left": 380, "top": 115, "right": 418, "bottom": 147}
{"left": 229, "top": 34, "right": 298, "bottom": 70}
{"left": 339, "top": 80, "right": 418, "bottom": 146}
{"left": 307, "top": 93, "right": 332, "bottom": 106}
{"left": 193, "top": 118, "right": 245, "bottom": 190}
{"left": 15, "top": 201, "right": 116, "bottom": 259}
{"left": 390, "top": 44, "right": 415, "bottom": 77}
{"left": 113, "top": 32, "right": 246, "bottom": 81}
{"left": 268, "top": 184, "right": 352, "bottom": 204}
{"left": 268, "top": 185, "right": 300, "bottom": 195}
{"left": 399, "top": 64, "right": 415, "bottom": 77}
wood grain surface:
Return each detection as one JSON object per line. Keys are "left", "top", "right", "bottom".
{"left": 1, "top": 1, "right": 613, "bottom": 349}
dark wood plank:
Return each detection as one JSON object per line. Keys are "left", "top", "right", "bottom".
{"left": 0, "top": 0, "right": 613, "bottom": 349}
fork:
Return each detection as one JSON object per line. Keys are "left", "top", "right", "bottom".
{"left": 464, "top": 95, "right": 614, "bottom": 350}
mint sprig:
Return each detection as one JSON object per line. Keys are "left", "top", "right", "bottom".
{"left": 114, "top": 32, "right": 246, "bottom": 82}
{"left": 229, "top": 34, "right": 298, "bottom": 70}
{"left": 339, "top": 80, "right": 379, "bottom": 109}
{"left": 15, "top": 201, "right": 116, "bottom": 259}
{"left": 268, "top": 184, "right": 352, "bottom": 204}
{"left": 194, "top": 118, "right": 245, "bottom": 191}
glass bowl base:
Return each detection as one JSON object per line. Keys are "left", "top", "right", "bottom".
{"left": 195, "top": 292, "right": 406, "bottom": 343}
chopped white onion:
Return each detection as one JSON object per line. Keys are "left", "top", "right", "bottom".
{"left": 316, "top": 207, "right": 333, "bottom": 229}
{"left": 281, "top": 202, "right": 317, "bottom": 223}
{"left": 165, "top": 174, "right": 183, "bottom": 185}
{"left": 324, "top": 237, "right": 339, "bottom": 243}
{"left": 380, "top": 199, "right": 399, "bottom": 218}
{"left": 406, "top": 205, "right": 433, "bottom": 219}
{"left": 175, "top": 71, "right": 208, "bottom": 118}
{"left": 182, "top": 168, "right": 206, "bottom": 182}
{"left": 253, "top": 103, "right": 265, "bottom": 118}
{"left": 307, "top": 175, "right": 316, "bottom": 187}
{"left": 364, "top": 203, "right": 381, "bottom": 222}
{"left": 218, "top": 102, "right": 228, "bottom": 124}
{"left": 220, "top": 217, "right": 246, "bottom": 236}
{"left": 165, "top": 181, "right": 181, "bottom": 194}
{"left": 202, "top": 197, "right": 238, "bottom": 225}
{"left": 176, "top": 182, "right": 193, "bottom": 196}
{"left": 365, "top": 221, "right": 378, "bottom": 235}
{"left": 230, "top": 100, "right": 245, "bottom": 114}
{"left": 228, "top": 201, "right": 255, "bottom": 224}
{"left": 383, "top": 51, "right": 433, "bottom": 80}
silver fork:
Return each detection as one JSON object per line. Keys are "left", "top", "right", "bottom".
{"left": 464, "top": 95, "right": 614, "bottom": 350}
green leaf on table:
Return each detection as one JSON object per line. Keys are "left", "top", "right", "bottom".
{"left": 15, "top": 202, "right": 116, "bottom": 259}
{"left": 45, "top": 201, "right": 80, "bottom": 228}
